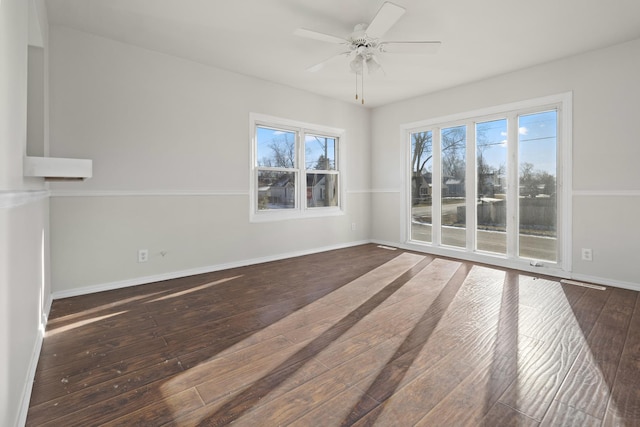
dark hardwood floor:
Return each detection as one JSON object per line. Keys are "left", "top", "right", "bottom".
{"left": 27, "top": 244, "right": 640, "bottom": 426}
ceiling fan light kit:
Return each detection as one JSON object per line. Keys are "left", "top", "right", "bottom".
{"left": 294, "top": 1, "right": 441, "bottom": 104}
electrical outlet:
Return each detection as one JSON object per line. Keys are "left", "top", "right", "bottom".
{"left": 138, "top": 249, "right": 149, "bottom": 263}
{"left": 581, "top": 248, "right": 593, "bottom": 261}
{"left": 351, "top": 222, "right": 357, "bottom": 231}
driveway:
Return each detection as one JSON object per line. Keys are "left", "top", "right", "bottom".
{"left": 410, "top": 223, "right": 557, "bottom": 261}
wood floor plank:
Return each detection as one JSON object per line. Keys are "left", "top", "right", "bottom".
{"left": 564, "top": 287, "right": 612, "bottom": 337}
{"left": 26, "top": 244, "right": 640, "bottom": 426}
{"left": 412, "top": 335, "right": 539, "bottom": 426}
{"left": 351, "top": 355, "right": 480, "bottom": 426}
{"left": 44, "top": 305, "right": 158, "bottom": 340}
{"left": 541, "top": 400, "right": 603, "bottom": 427}
{"left": 543, "top": 287, "right": 636, "bottom": 422}
{"left": 161, "top": 310, "right": 267, "bottom": 357}
{"left": 226, "top": 338, "right": 408, "bottom": 426}
{"left": 603, "top": 293, "right": 640, "bottom": 425}
{"left": 310, "top": 252, "right": 428, "bottom": 309}
{"left": 288, "top": 385, "right": 379, "bottom": 427}
{"left": 346, "top": 266, "right": 511, "bottom": 425}
{"left": 369, "top": 274, "right": 537, "bottom": 426}
{"left": 596, "top": 287, "right": 637, "bottom": 327}
{"left": 497, "top": 282, "right": 611, "bottom": 421}
{"left": 165, "top": 357, "right": 328, "bottom": 426}
{"left": 310, "top": 258, "right": 464, "bottom": 370}
{"left": 29, "top": 345, "right": 176, "bottom": 406}
{"left": 169, "top": 336, "right": 308, "bottom": 400}
{"left": 33, "top": 336, "right": 169, "bottom": 381}
{"left": 184, "top": 332, "right": 403, "bottom": 426}
{"left": 27, "top": 358, "right": 184, "bottom": 426}
{"left": 36, "top": 326, "right": 161, "bottom": 372}
{"left": 101, "top": 387, "right": 204, "bottom": 427}
{"left": 346, "top": 262, "right": 473, "bottom": 397}
{"left": 480, "top": 402, "right": 540, "bottom": 427}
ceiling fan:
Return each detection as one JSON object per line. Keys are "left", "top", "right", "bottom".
{"left": 294, "top": 2, "right": 441, "bottom": 103}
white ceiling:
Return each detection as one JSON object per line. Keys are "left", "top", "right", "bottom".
{"left": 45, "top": 0, "right": 640, "bottom": 108}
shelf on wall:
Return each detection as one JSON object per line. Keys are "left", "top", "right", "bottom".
{"left": 23, "top": 156, "right": 92, "bottom": 181}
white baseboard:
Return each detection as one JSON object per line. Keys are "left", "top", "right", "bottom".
{"left": 52, "top": 240, "right": 372, "bottom": 300}
{"left": 567, "top": 273, "right": 640, "bottom": 293}
{"left": 16, "top": 293, "right": 52, "bottom": 427}
{"left": 16, "top": 331, "right": 44, "bottom": 427}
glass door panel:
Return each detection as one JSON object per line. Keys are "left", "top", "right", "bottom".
{"left": 476, "top": 119, "right": 507, "bottom": 254}
{"left": 518, "top": 111, "right": 557, "bottom": 261}
{"left": 410, "top": 131, "right": 433, "bottom": 243}
{"left": 441, "top": 125, "right": 467, "bottom": 248}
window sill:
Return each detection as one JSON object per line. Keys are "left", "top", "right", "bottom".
{"left": 250, "top": 207, "right": 344, "bottom": 223}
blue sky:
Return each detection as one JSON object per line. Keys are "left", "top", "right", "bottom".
{"left": 478, "top": 110, "right": 557, "bottom": 176}
{"left": 256, "top": 126, "right": 295, "bottom": 167}
{"left": 256, "top": 126, "right": 336, "bottom": 170}
{"left": 305, "top": 135, "right": 336, "bottom": 170}
{"left": 517, "top": 110, "right": 557, "bottom": 175}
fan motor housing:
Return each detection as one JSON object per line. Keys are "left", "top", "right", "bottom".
{"left": 350, "top": 23, "right": 377, "bottom": 49}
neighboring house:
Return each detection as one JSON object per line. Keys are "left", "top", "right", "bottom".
{"left": 413, "top": 172, "right": 468, "bottom": 201}
{"left": 415, "top": 172, "right": 507, "bottom": 200}
{"left": 443, "top": 177, "right": 464, "bottom": 197}
{"left": 412, "top": 171, "right": 433, "bottom": 203}
{"left": 306, "top": 174, "right": 326, "bottom": 207}
{"left": 259, "top": 175, "right": 295, "bottom": 208}
{"left": 478, "top": 171, "right": 505, "bottom": 197}
{"left": 259, "top": 174, "right": 330, "bottom": 208}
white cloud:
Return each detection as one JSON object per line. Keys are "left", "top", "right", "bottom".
{"left": 500, "top": 131, "right": 507, "bottom": 137}
{"left": 518, "top": 127, "right": 528, "bottom": 135}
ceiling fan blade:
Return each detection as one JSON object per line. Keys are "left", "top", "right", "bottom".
{"left": 306, "top": 51, "right": 351, "bottom": 72}
{"left": 379, "top": 41, "right": 442, "bottom": 54}
{"left": 365, "top": 2, "right": 406, "bottom": 39}
{"left": 294, "top": 28, "right": 347, "bottom": 45}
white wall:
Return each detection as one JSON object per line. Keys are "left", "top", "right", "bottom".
{"left": 0, "top": 0, "right": 51, "bottom": 425}
{"left": 48, "top": 26, "right": 640, "bottom": 293}
{"left": 371, "top": 38, "right": 640, "bottom": 289}
{"left": 49, "top": 26, "right": 372, "bottom": 295}
{"left": 0, "top": 196, "right": 49, "bottom": 426}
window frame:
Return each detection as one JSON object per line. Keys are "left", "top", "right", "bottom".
{"left": 250, "top": 113, "right": 345, "bottom": 222}
{"left": 401, "top": 92, "right": 572, "bottom": 274}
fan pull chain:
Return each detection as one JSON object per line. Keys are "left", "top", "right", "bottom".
{"left": 355, "top": 72, "right": 358, "bottom": 101}
{"left": 361, "top": 67, "right": 364, "bottom": 105}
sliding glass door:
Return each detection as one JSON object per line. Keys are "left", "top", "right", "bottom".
{"left": 407, "top": 96, "right": 567, "bottom": 269}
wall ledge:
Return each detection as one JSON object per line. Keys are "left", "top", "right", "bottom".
{"left": 24, "top": 156, "right": 92, "bottom": 180}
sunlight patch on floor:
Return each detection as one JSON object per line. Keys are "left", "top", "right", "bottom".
{"left": 45, "top": 311, "right": 127, "bottom": 337}
{"left": 47, "top": 290, "right": 167, "bottom": 327}
{"left": 147, "top": 275, "right": 243, "bottom": 303}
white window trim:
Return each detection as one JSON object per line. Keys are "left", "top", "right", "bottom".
{"left": 401, "top": 92, "right": 573, "bottom": 275}
{"left": 249, "top": 113, "right": 346, "bottom": 222}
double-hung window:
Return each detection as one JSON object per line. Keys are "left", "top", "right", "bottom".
{"left": 250, "top": 113, "right": 344, "bottom": 221}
